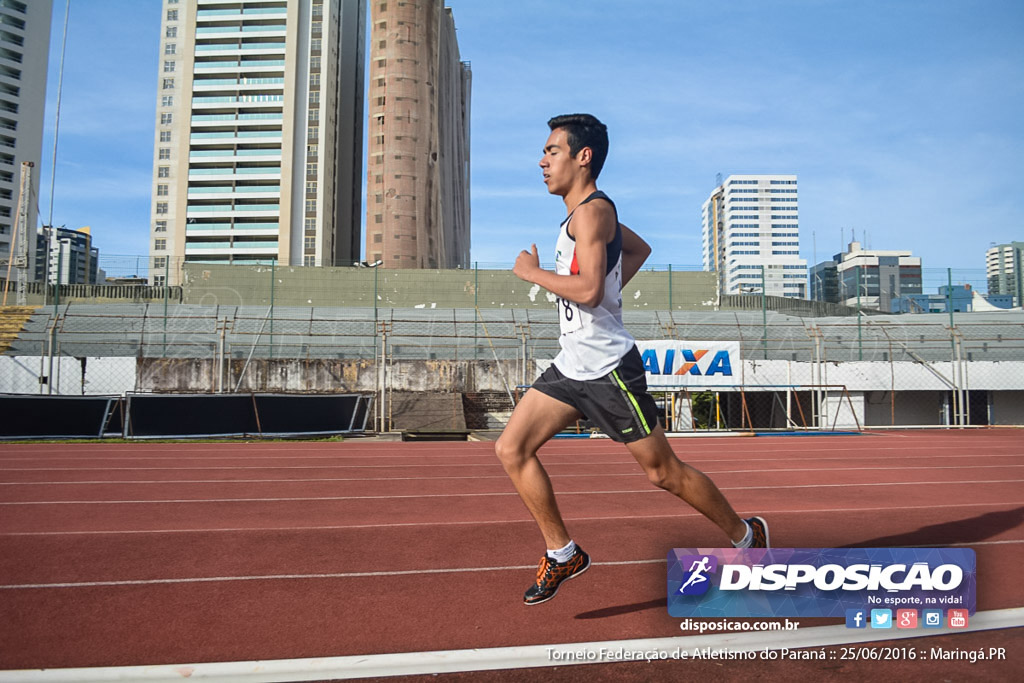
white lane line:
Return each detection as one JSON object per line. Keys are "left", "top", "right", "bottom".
{"left": 2, "top": 608, "right": 1021, "bottom": 682}
{"left": 0, "top": 559, "right": 665, "bottom": 590}
{"left": 4, "top": 545, "right": 1022, "bottom": 590}
{"left": 2, "top": 479, "right": 1022, "bottom": 505}
{"left": 3, "top": 446, "right": 1023, "bottom": 464}
{"left": 2, "top": 503, "right": 1023, "bottom": 538}
{"left": 2, "top": 440, "right": 1021, "bottom": 459}
{"left": 3, "top": 452, "right": 1022, "bottom": 472}
{"left": 3, "top": 463, "right": 1023, "bottom": 487}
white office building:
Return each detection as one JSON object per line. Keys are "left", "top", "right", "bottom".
{"left": 0, "top": 0, "right": 50, "bottom": 274}
{"left": 149, "top": 0, "right": 365, "bottom": 285}
{"left": 702, "top": 174, "right": 807, "bottom": 298}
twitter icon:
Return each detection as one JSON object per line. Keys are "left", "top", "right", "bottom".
{"left": 870, "top": 609, "right": 893, "bottom": 629}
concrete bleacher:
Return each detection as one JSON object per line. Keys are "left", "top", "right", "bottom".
{"left": 0, "top": 306, "right": 37, "bottom": 355}
{"left": 2, "top": 303, "right": 1022, "bottom": 364}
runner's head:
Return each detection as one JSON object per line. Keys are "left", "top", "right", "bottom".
{"left": 547, "top": 114, "right": 609, "bottom": 180}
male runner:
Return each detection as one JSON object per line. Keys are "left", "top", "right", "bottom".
{"left": 497, "top": 113, "right": 768, "bottom": 606}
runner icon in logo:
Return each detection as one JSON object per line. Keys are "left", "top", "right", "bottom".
{"left": 678, "top": 555, "right": 716, "bottom": 595}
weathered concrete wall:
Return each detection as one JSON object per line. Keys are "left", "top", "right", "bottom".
{"left": 135, "top": 357, "right": 523, "bottom": 394}
{"left": 181, "top": 264, "right": 718, "bottom": 311}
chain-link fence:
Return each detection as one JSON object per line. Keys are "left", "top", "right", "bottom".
{"left": 2, "top": 260, "right": 1022, "bottom": 434}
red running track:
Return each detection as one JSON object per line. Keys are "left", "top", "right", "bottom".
{"left": 0, "top": 430, "right": 1022, "bottom": 679}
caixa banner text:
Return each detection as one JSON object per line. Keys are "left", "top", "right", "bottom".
{"left": 635, "top": 341, "right": 741, "bottom": 387}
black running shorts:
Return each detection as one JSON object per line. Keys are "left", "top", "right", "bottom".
{"left": 532, "top": 346, "right": 660, "bottom": 443}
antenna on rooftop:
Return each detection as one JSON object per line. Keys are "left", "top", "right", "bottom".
{"left": 716, "top": 172, "right": 722, "bottom": 187}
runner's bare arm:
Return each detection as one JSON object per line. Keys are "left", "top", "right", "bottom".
{"left": 619, "top": 223, "right": 651, "bottom": 288}
{"left": 512, "top": 201, "right": 615, "bottom": 307}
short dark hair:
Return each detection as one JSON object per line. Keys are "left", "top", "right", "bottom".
{"left": 547, "top": 113, "right": 609, "bottom": 180}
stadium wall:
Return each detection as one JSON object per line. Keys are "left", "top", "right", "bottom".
{"left": 3, "top": 356, "right": 1022, "bottom": 428}
{"left": 5, "top": 356, "right": 1023, "bottom": 396}
{"left": 181, "top": 264, "right": 716, "bottom": 310}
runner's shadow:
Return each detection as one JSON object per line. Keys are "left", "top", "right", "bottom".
{"left": 840, "top": 507, "right": 1024, "bottom": 548}
{"left": 575, "top": 597, "right": 663, "bottom": 620}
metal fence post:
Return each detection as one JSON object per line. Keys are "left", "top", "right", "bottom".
{"left": 162, "top": 257, "right": 169, "bottom": 358}
{"left": 857, "top": 266, "right": 862, "bottom": 361}
{"left": 474, "top": 261, "right": 479, "bottom": 360}
{"left": 269, "top": 260, "right": 275, "bottom": 359}
{"left": 947, "top": 267, "right": 957, "bottom": 425}
{"left": 668, "top": 263, "right": 672, "bottom": 310}
{"left": 761, "top": 265, "right": 767, "bottom": 360}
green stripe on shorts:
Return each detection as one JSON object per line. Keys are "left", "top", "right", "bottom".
{"left": 611, "top": 370, "right": 651, "bottom": 436}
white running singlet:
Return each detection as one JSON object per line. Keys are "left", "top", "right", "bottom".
{"left": 551, "top": 191, "right": 635, "bottom": 381}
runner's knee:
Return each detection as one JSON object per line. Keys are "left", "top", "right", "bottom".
{"left": 494, "top": 435, "right": 529, "bottom": 471}
{"left": 644, "top": 457, "right": 687, "bottom": 491}
{"left": 645, "top": 464, "right": 672, "bottom": 490}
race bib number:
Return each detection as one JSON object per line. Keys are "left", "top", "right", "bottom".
{"left": 557, "top": 296, "right": 584, "bottom": 334}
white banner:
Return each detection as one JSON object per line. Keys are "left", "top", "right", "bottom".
{"left": 636, "top": 340, "right": 742, "bottom": 387}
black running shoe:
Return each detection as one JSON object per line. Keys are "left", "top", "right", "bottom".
{"left": 523, "top": 546, "right": 590, "bottom": 605}
{"left": 746, "top": 516, "right": 770, "bottom": 548}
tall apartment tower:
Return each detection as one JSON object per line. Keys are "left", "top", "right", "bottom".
{"left": 986, "top": 241, "right": 1024, "bottom": 307}
{"left": 149, "top": 0, "right": 366, "bottom": 285}
{"left": 701, "top": 174, "right": 807, "bottom": 298}
{"left": 0, "top": 0, "right": 51, "bottom": 275}
{"left": 366, "top": 0, "right": 471, "bottom": 269}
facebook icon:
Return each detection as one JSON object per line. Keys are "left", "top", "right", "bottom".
{"left": 846, "top": 609, "right": 867, "bottom": 629}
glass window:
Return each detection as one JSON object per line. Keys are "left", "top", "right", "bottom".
{"left": 163, "top": 61, "right": 175, "bottom": 73}
{"left": 164, "top": 43, "right": 176, "bottom": 55}
{"left": 166, "top": 10, "right": 177, "bottom": 21}
{"left": 160, "top": 131, "right": 172, "bottom": 142}
{"left": 160, "top": 113, "right": 173, "bottom": 125}
{"left": 157, "top": 185, "right": 168, "bottom": 196}
{"left": 159, "top": 148, "right": 171, "bottom": 160}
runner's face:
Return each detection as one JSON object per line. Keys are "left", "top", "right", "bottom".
{"left": 539, "top": 128, "right": 580, "bottom": 196}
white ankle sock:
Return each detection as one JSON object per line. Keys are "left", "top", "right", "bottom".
{"left": 732, "top": 520, "right": 753, "bottom": 549}
{"left": 547, "top": 540, "right": 576, "bottom": 563}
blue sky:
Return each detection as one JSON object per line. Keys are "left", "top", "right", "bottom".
{"left": 40, "top": 0, "right": 1024, "bottom": 278}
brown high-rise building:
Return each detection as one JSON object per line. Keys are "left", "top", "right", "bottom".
{"left": 366, "top": 1, "right": 471, "bottom": 268}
